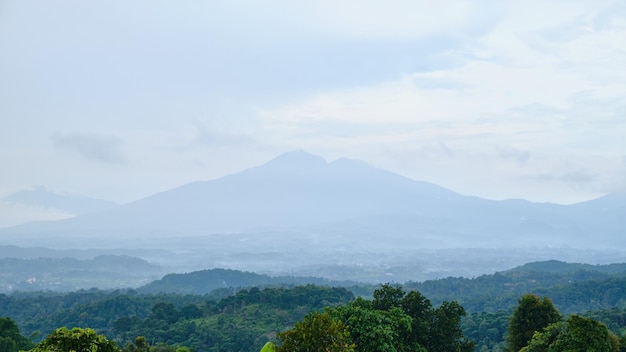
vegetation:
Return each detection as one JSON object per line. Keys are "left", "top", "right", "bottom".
{"left": 137, "top": 268, "right": 358, "bottom": 295}
{"left": 276, "top": 284, "right": 473, "bottom": 352}
{"left": 405, "top": 262, "right": 626, "bottom": 313}
{"left": 507, "top": 294, "right": 561, "bottom": 352}
{"left": 26, "top": 327, "right": 120, "bottom": 352}
{"left": 276, "top": 311, "right": 355, "bottom": 352}
{"left": 0, "top": 317, "right": 34, "bottom": 352}
{"left": 520, "top": 315, "right": 619, "bottom": 352}
{"left": 3, "top": 262, "right": 626, "bottom": 351}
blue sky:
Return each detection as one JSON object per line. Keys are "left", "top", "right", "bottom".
{"left": 2, "top": 0, "right": 626, "bottom": 226}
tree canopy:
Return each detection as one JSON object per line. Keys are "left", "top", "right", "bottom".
{"left": 520, "top": 315, "right": 619, "bottom": 352}
{"left": 507, "top": 294, "right": 561, "bottom": 352}
{"left": 27, "top": 327, "right": 120, "bottom": 352}
{"left": 277, "top": 311, "right": 355, "bottom": 352}
{"left": 278, "top": 284, "right": 473, "bottom": 352}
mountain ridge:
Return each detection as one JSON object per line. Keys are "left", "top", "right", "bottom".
{"left": 1, "top": 150, "right": 625, "bottom": 258}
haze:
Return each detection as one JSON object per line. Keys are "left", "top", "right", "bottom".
{"left": 2, "top": 1, "right": 626, "bottom": 227}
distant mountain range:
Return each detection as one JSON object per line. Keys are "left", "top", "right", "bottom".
{"left": 1, "top": 186, "right": 117, "bottom": 217}
{"left": 2, "top": 150, "right": 624, "bottom": 246}
{"left": 1, "top": 150, "right": 626, "bottom": 280}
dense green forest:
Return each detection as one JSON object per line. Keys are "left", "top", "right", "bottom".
{"left": 3, "top": 261, "right": 626, "bottom": 351}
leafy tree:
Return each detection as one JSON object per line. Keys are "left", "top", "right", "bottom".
{"left": 520, "top": 315, "right": 619, "bottom": 352}
{"left": 373, "top": 284, "right": 405, "bottom": 311}
{"left": 507, "top": 294, "right": 561, "bottom": 352}
{"left": 329, "top": 285, "right": 472, "bottom": 352}
{"left": 260, "top": 342, "right": 276, "bottom": 352}
{"left": 427, "top": 301, "right": 475, "bottom": 352}
{"left": 27, "top": 327, "right": 120, "bottom": 352}
{"left": 0, "top": 317, "right": 34, "bottom": 352}
{"left": 276, "top": 311, "right": 355, "bottom": 352}
{"left": 122, "top": 336, "right": 150, "bottom": 352}
{"left": 151, "top": 303, "right": 179, "bottom": 324}
{"left": 330, "top": 303, "right": 413, "bottom": 352}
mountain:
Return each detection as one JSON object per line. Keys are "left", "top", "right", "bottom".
{"left": 1, "top": 150, "right": 626, "bottom": 280}
{"left": 0, "top": 150, "right": 470, "bottom": 242}
{"left": 2, "top": 186, "right": 118, "bottom": 216}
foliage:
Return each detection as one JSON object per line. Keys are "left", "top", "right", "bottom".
{"left": 462, "top": 310, "right": 510, "bottom": 352}
{"left": 404, "top": 262, "right": 626, "bottom": 314}
{"left": 520, "top": 315, "right": 619, "bottom": 352}
{"left": 26, "top": 327, "right": 120, "bottom": 352}
{"left": 8, "top": 265, "right": 626, "bottom": 352}
{"left": 507, "top": 294, "right": 561, "bottom": 352}
{"left": 330, "top": 301, "right": 412, "bottom": 352}
{"left": 260, "top": 342, "right": 276, "bottom": 352}
{"left": 115, "top": 285, "right": 354, "bottom": 352}
{"left": 327, "top": 284, "right": 473, "bottom": 352}
{"left": 276, "top": 311, "right": 355, "bottom": 352}
{"left": 0, "top": 317, "right": 34, "bottom": 352}
{"left": 137, "top": 269, "right": 358, "bottom": 295}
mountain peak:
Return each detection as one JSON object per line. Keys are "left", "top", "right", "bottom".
{"left": 262, "top": 150, "right": 327, "bottom": 169}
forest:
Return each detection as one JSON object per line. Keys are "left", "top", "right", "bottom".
{"left": 2, "top": 261, "right": 626, "bottom": 351}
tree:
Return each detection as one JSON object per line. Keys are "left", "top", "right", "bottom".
{"left": 27, "top": 327, "right": 120, "bottom": 352}
{"left": 507, "top": 294, "right": 561, "bottom": 352}
{"left": 373, "top": 284, "right": 405, "bottom": 311}
{"left": 330, "top": 303, "right": 413, "bottom": 352}
{"left": 277, "top": 311, "right": 355, "bottom": 352}
{"left": 260, "top": 342, "right": 276, "bottom": 352}
{"left": 0, "top": 317, "right": 34, "bottom": 352}
{"left": 520, "top": 315, "right": 619, "bottom": 352}
{"left": 399, "top": 291, "right": 439, "bottom": 350}
{"left": 329, "top": 285, "right": 472, "bottom": 352}
{"left": 427, "top": 301, "right": 475, "bottom": 352}
{"left": 122, "top": 336, "right": 150, "bottom": 352}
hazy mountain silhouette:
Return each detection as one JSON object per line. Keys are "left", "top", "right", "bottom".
{"left": 2, "top": 151, "right": 625, "bottom": 252}
{"left": 2, "top": 186, "right": 117, "bottom": 215}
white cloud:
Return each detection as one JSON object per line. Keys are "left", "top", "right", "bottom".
{"left": 2, "top": 0, "right": 626, "bottom": 204}
{"left": 254, "top": 0, "right": 626, "bottom": 201}
{"left": 52, "top": 132, "right": 127, "bottom": 164}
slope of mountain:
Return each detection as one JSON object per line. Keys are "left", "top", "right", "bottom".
{"left": 137, "top": 267, "right": 358, "bottom": 295}
{"left": 0, "top": 151, "right": 472, "bottom": 241}
{"left": 1, "top": 150, "right": 626, "bottom": 276}
{"left": 2, "top": 186, "right": 118, "bottom": 215}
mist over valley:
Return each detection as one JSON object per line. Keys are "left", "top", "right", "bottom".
{"left": 2, "top": 151, "right": 625, "bottom": 288}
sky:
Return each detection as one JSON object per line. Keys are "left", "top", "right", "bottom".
{"left": 1, "top": 0, "right": 626, "bottom": 226}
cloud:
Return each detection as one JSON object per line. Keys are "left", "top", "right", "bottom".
{"left": 258, "top": 0, "right": 626, "bottom": 153}
{"left": 51, "top": 132, "right": 127, "bottom": 164}
{"left": 498, "top": 146, "right": 530, "bottom": 163}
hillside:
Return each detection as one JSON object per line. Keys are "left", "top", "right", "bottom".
{"left": 2, "top": 151, "right": 626, "bottom": 282}
{"left": 4, "top": 261, "right": 626, "bottom": 352}
{"left": 137, "top": 268, "right": 360, "bottom": 295}
{"left": 138, "top": 260, "right": 626, "bottom": 314}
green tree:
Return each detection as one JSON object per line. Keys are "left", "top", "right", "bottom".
{"left": 330, "top": 285, "right": 472, "bottom": 352}
{"left": 521, "top": 315, "right": 619, "bottom": 352}
{"left": 0, "top": 317, "right": 34, "bottom": 352}
{"left": 507, "top": 294, "right": 561, "bottom": 352}
{"left": 330, "top": 303, "right": 413, "bottom": 352}
{"left": 373, "top": 284, "right": 405, "bottom": 311}
{"left": 277, "top": 311, "right": 355, "bottom": 352}
{"left": 260, "top": 342, "right": 276, "bottom": 352}
{"left": 27, "top": 327, "right": 120, "bottom": 352}
{"left": 122, "top": 336, "right": 150, "bottom": 352}
{"left": 427, "top": 301, "right": 475, "bottom": 352}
